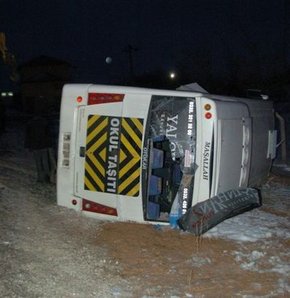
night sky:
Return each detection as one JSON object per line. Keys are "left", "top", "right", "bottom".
{"left": 0, "top": 0, "right": 289, "bottom": 90}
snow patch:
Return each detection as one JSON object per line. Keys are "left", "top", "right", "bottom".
{"left": 191, "top": 255, "right": 211, "bottom": 267}
{"left": 204, "top": 209, "right": 290, "bottom": 242}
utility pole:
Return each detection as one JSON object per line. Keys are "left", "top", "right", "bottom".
{"left": 123, "top": 44, "right": 138, "bottom": 83}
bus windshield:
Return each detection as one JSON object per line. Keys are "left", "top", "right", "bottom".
{"left": 142, "top": 95, "right": 196, "bottom": 222}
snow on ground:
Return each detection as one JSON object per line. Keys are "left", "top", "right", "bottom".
{"left": 1, "top": 104, "right": 290, "bottom": 297}
{"left": 205, "top": 207, "right": 290, "bottom": 242}
{"left": 0, "top": 107, "right": 135, "bottom": 297}
{"left": 201, "top": 181, "right": 290, "bottom": 295}
{"left": 203, "top": 181, "right": 290, "bottom": 294}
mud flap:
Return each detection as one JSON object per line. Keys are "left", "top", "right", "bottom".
{"left": 178, "top": 188, "right": 261, "bottom": 236}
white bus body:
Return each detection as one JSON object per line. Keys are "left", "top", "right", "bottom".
{"left": 57, "top": 84, "right": 275, "bottom": 223}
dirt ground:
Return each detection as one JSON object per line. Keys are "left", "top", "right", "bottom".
{"left": 96, "top": 175, "right": 290, "bottom": 297}
{"left": 0, "top": 108, "right": 289, "bottom": 297}
{"left": 1, "top": 153, "right": 289, "bottom": 298}
{"left": 96, "top": 228, "right": 286, "bottom": 297}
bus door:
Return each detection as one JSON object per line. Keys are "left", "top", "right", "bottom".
{"left": 74, "top": 104, "right": 122, "bottom": 209}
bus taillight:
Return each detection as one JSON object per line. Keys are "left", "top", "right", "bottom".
{"left": 88, "top": 93, "right": 124, "bottom": 105}
{"left": 205, "top": 112, "right": 212, "bottom": 119}
{"left": 76, "top": 96, "right": 83, "bottom": 103}
{"left": 82, "top": 199, "right": 118, "bottom": 216}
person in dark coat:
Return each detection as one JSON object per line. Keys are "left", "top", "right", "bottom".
{"left": 25, "top": 114, "right": 56, "bottom": 183}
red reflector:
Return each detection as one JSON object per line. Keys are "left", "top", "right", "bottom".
{"left": 88, "top": 93, "right": 124, "bottom": 105}
{"left": 72, "top": 199, "right": 77, "bottom": 205}
{"left": 76, "top": 96, "right": 83, "bottom": 103}
{"left": 82, "top": 199, "right": 118, "bottom": 216}
{"left": 205, "top": 112, "right": 212, "bottom": 119}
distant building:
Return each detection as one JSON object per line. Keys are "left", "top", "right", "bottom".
{"left": 19, "top": 56, "right": 72, "bottom": 113}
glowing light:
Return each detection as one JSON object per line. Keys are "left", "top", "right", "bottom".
{"left": 105, "top": 57, "right": 112, "bottom": 64}
{"left": 204, "top": 104, "right": 211, "bottom": 111}
{"left": 205, "top": 112, "right": 212, "bottom": 119}
{"left": 169, "top": 72, "right": 176, "bottom": 79}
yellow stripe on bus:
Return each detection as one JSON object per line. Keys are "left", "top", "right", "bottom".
{"left": 119, "top": 149, "right": 126, "bottom": 163}
{"left": 131, "top": 117, "right": 143, "bottom": 133}
{"left": 87, "top": 114, "right": 100, "bottom": 129}
{"left": 85, "top": 162, "right": 105, "bottom": 191}
{"left": 88, "top": 132, "right": 108, "bottom": 159}
{"left": 120, "top": 133, "right": 139, "bottom": 158}
{"left": 99, "top": 147, "right": 107, "bottom": 162}
{"left": 126, "top": 183, "right": 140, "bottom": 197}
{"left": 122, "top": 118, "right": 142, "bottom": 149}
{"left": 119, "top": 156, "right": 139, "bottom": 179}
{"left": 84, "top": 115, "right": 143, "bottom": 196}
{"left": 118, "top": 166, "right": 140, "bottom": 193}
{"left": 84, "top": 176, "right": 96, "bottom": 191}
{"left": 86, "top": 152, "right": 105, "bottom": 177}
{"left": 86, "top": 117, "right": 108, "bottom": 145}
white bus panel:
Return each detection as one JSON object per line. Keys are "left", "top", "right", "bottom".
{"left": 57, "top": 84, "right": 275, "bottom": 224}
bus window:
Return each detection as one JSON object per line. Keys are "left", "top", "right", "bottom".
{"left": 142, "top": 95, "right": 196, "bottom": 222}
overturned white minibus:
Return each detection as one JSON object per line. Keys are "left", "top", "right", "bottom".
{"left": 57, "top": 84, "right": 276, "bottom": 223}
